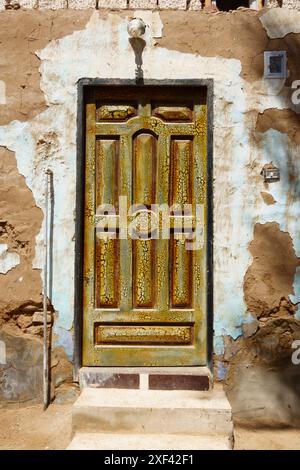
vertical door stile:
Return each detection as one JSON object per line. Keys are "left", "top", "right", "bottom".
{"left": 119, "top": 134, "right": 133, "bottom": 312}
{"left": 133, "top": 133, "right": 157, "bottom": 309}
{"left": 193, "top": 102, "right": 207, "bottom": 360}
{"left": 83, "top": 101, "right": 96, "bottom": 363}
{"left": 156, "top": 132, "right": 170, "bottom": 312}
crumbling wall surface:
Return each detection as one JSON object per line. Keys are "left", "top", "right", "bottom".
{"left": 0, "top": 145, "right": 44, "bottom": 402}
{"left": 0, "top": 147, "right": 42, "bottom": 318}
{"left": 159, "top": 8, "right": 300, "bottom": 425}
{"left": 0, "top": 7, "right": 299, "bottom": 421}
{"left": 0, "top": 10, "right": 92, "bottom": 403}
{"left": 225, "top": 222, "right": 300, "bottom": 425}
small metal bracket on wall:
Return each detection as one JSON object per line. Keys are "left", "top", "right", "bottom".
{"left": 261, "top": 163, "right": 280, "bottom": 183}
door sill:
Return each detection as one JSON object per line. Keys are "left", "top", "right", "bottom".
{"left": 79, "top": 366, "right": 212, "bottom": 391}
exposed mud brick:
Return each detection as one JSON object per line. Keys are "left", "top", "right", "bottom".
{"left": 39, "top": 0, "right": 67, "bottom": 9}
{"left": 32, "top": 311, "right": 52, "bottom": 324}
{"left": 97, "top": 0, "right": 127, "bottom": 8}
{"left": 0, "top": 330, "right": 43, "bottom": 402}
{"left": 159, "top": 0, "right": 187, "bottom": 8}
{"left": 25, "top": 325, "right": 44, "bottom": 336}
{"left": 129, "top": 0, "right": 157, "bottom": 8}
{"left": 254, "top": 317, "right": 300, "bottom": 362}
{"left": 16, "top": 314, "right": 33, "bottom": 329}
{"left": 68, "top": 0, "right": 95, "bottom": 8}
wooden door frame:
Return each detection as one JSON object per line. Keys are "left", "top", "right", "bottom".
{"left": 73, "top": 78, "right": 214, "bottom": 381}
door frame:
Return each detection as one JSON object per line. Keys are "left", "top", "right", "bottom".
{"left": 73, "top": 78, "right": 214, "bottom": 381}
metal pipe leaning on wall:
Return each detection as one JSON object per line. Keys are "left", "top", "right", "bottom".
{"left": 43, "top": 169, "right": 52, "bottom": 410}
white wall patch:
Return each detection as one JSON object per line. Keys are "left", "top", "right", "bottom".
{"left": 260, "top": 8, "right": 300, "bottom": 38}
{"left": 0, "top": 244, "right": 20, "bottom": 274}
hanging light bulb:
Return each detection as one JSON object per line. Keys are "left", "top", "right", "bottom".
{"left": 127, "top": 18, "right": 146, "bottom": 39}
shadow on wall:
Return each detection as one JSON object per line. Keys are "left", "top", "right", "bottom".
{"left": 227, "top": 361, "right": 300, "bottom": 427}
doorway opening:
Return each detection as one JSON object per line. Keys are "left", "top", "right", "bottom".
{"left": 74, "top": 80, "right": 213, "bottom": 375}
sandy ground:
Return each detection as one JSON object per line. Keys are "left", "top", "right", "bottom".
{"left": 234, "top": 426, "right": 300, "bottom": 450}
{"left": 0, "top": 403, "right": 300, "bottom": 450}
{"left": 0, "top": 404, "right": 72, "bottom": 450}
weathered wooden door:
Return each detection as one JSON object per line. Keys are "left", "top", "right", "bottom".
{"left": 83, "top": 86, "right": 208, "bottom": 366}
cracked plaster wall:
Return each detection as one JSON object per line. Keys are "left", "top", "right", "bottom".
{"left": 0, "top": 8, "right": 299, "bottom": 417}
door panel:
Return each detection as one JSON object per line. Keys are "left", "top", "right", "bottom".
{"left": 133, "top": 133, "right": 156, "bottom": 206}
{"left": 83, "top": 86, "right": 208, "bottom": 366}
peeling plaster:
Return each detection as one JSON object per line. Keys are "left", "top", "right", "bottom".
{"left": 53, "top": 326, "right": 73, "bottom": 360}
{"left": 0, "top": 10, "right": 299, "bottom": 360}
{"left": 0, "top": 244, "right": 20, "bottom": 274}
{"left": 260, "top": 8, "right": 300, "bottom": 38}
{"left": 254, "top": 130, "right": 300, "bottom": 245}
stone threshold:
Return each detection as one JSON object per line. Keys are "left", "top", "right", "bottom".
{"left": 79, "top": 366, "right": 212, "bottom": 391}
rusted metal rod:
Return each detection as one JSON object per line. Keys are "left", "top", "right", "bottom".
{"left": 43, "top": 169, "right": 52, "bottom": 411}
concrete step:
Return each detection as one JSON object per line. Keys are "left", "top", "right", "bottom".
{"left": 72, "top": 387, "right": 233, "bottom": 437}
{"left": 67, "top": 432, "right": 232, "bottom": 450}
